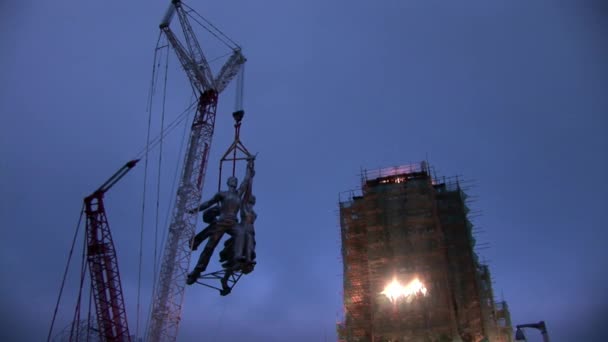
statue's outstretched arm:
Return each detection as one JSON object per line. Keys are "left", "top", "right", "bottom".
{"left": 189, "top": 193, "right": 221, "bottom": 214}
{"left": 199, "top": 193, "right": 222, "bottom": 211}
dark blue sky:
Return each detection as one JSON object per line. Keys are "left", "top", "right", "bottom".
{"left": 1, "top": 0, "right": 607, "bottom": 341}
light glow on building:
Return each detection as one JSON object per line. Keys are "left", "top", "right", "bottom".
{"left": 381, "top": 277, "right": 428, "bottom": 303}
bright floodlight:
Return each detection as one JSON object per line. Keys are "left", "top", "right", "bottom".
{"left": 381, "top": 277, "right": 428, "bottom": 303}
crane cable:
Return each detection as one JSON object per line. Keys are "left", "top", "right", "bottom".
{"left": 152, "top": 33, "right": 170, "bottom": 316}
{"left": 144, "top": 96, "right": 193, "bottom": 336}
{"left": 134, "top": 34, "right": 193, "bottom": 161}
{"left": 47, "top": 204, "right": 85, "bottom": 342}
{"left": 69, "top": 225, "right": 89, "bottom": 342}
{"left": 235, "top": 62, "right": 245, "bottom": 112}
{"left": 136, "top": 31, "right": 163, "bottom": 339}
{"left": 182, "top": 2, "right": 240, "bottom": 50}
{"left": 133, "top": 101, "right": 197, "bottom": 160}
{"left": 140, "top": 33, "right": 191, "bottom": 339}
{"left": 185, "top": 11, "right": 235, "bottom": 51}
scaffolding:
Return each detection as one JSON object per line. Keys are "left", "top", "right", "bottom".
{"left": 337, "top": 162, "right": 513, "bottom": 342}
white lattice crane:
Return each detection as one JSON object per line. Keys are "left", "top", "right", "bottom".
{"left": 147, "top": 1, "right": 245, "bottom": 341}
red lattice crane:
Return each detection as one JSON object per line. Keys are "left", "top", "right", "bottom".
{"left": 85, "top": 159, "right": 139, "bottom": 341}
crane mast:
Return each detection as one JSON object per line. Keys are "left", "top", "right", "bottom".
{"left": 85, "top": 160, "right": 139, "bottom": 342}
{"left": 147, "top": 1, "right": 245, "bottom": 341}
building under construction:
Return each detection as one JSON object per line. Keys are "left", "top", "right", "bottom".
{"left": 337, "top": 162, "right": 513, "bottom": 342}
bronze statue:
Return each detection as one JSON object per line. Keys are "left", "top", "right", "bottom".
{"left": 186, "top": 158, "right": 255, "bottom": 285}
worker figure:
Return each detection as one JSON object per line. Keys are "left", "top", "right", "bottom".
{"left": 186, "top": 158, "right": 255, "bottom": 285}
{"left": 218, "top": 193, "right": 257, "bottom": 295}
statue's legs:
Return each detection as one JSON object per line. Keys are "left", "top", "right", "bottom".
{"left": 194, "top": 231, "right": 223, "bottom": 272}
{"left": 186, "top": 220, "right": 235, "bottom": 285}
{"left": 219, "top": 242, "right": 237, "bottom": 268}
{"left": 218, "top": 228, "right": 244, "bottom": 296}
{"left": 219, "top": 271, "right": 232, "bottom": 296}
{"left": 230, "top": 225, "right": 247, "bottom": 263}
{"left": 190, "top": 224, "right": 214, "bottom": 251}
{"left": 186, "top": 230, "right": 223, "bottom": 285}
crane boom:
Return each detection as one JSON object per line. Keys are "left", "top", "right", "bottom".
{"left": 174, "top": 0, "right": 214, "bottom": 90}
{"left": 161, "top": 26, "right": 208, "bottom": 93}
{"left": 147, "top": 1, "right": 245, "bottom": 341}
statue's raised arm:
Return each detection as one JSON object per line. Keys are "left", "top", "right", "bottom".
{"left": 238, "top": 157, "right": 255, "bottom": 198}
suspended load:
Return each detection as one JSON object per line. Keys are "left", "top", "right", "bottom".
{"left": 187, "top": 110, "right": 257, "bottom": 296}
